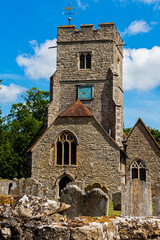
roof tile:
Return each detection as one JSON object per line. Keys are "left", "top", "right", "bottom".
{"left": 59, "top": 99, "right": 93, "bottom": 117}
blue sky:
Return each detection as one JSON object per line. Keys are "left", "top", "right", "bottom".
{"left": 0, "top": 0, "right": 160, "bottom": 130}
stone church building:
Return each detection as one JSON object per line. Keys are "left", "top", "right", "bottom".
{"left": 27, "top": 23, "right": 160, "bottom": 200}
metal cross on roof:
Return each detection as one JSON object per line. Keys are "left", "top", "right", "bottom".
{"left": 62, "top": 2, "right": 77, "bottom": 25}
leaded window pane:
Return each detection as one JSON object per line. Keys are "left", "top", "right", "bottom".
{"left": 132, "top": 168, "right": 138, "bottom": 180}
{"left": 64, "top": 142, "right": 69, "bottom": 165}
{"left": 57, "top": 142, "right": 62, "bottom": 165}
{"left": 80, "top": 54, "right": 85, "bottom": 69}
{"left": 86, "top": 53, "right": 91, "bottom": 69}
{"left": 71, "top": 142, "right": 76, "bottom": 165}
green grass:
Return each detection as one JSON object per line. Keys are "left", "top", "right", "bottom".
{"left": 108, "top": 201, "right": 121, "bottom": 216}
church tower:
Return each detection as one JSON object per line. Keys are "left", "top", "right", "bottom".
{"left": 46, "top": 23, "right": 123, "bottom": 145}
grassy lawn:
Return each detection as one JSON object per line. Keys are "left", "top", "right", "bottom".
{"left": 108, "top": 201, "right": 121, "bottom": 216}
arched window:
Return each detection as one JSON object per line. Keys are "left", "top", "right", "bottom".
{"left": 55, "top": 131, "right": 77, "bottom": 166}
{"left": 131, "top": 160, "right": 146, "bottom": 181}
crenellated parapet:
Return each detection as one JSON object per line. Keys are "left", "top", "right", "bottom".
{"left": 57, "top": 23, "right": 122, "bottom": 44}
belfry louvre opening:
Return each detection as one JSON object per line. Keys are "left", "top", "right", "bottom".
{"left": 56, "top": 131, "right": 77, "bottom": 166}
{"left": 80, "top": 53, "right": 91, "bottom": 69}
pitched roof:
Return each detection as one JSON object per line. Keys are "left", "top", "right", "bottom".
{"left": 59, "top": 99, "right": 93, "bottom": 117}
{"left": 126, "top": 117, "right": 160, "bottom": 149}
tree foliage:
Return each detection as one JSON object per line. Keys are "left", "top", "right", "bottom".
{"left": 0, "top": 87, "right": 49, "bottom": 179}
{"left": 123, "top": 126, "right": 160, "bottom": 145}
{"left": 148, "top": 127, "right": 160, "bottom": 145}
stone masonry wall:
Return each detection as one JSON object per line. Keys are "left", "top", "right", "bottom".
{"left": 47, "top": 23, "right": 123, "bottom": 144}
{"left": 126, "top": 120, "right": 160, "bottom": 191}
{"left": 31, "top": 116, "right": 121, "bottom": 200}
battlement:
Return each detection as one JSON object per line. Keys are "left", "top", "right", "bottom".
{"left": 57, "top": 23, "right": 122, "bottom": 44}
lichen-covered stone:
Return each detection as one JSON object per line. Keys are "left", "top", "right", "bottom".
{"left": 0, "top": 194, "right": 70, "bottom": 220}
{"left": 0, "top": 180, "right": 12, "bottom": 195}
{"left": 0, "top": 215, "right": 160, "bottom": 240}
{"left": 122, "top": 179, "right": 152, "bottom": 217}
{"left": 153, "top": 180, "right": 160, "bottom": 216}
{"left": 9, "top": 178, "right": 47, "bottom": 198}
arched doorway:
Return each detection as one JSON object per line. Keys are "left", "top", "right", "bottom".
{"left": 59, "top": 176, "right": 72, "bottom": 196}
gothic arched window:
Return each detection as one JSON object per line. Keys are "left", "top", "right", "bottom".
{"left": 131, "top": 160, "right": 146, "bottom": 181}
{"left": 56, "top": 131, "right": 77, "bottom": 166}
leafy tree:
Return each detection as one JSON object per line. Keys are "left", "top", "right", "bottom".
{"left": 123, "top": 127, "right": 132, "bottom": 136}
{"left": 148, "top": 127, "right": 160, "bottom": 145}
{"left": 0, "top": 87, "right": 49, "bottom": 179}
{"left": 124, "top": 126, "right": 160, "bottom": 145}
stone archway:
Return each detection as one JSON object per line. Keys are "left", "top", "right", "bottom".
{"left": 59, "top": 176, "right": 73, "bottom": 196}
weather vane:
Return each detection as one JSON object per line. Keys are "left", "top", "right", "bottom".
{"left": 63, "top": 2, "right": 77, "bottom": 25}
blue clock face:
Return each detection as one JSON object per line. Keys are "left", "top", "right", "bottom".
{"left": 78, "top": 86, "right": 92, "bottom": 100}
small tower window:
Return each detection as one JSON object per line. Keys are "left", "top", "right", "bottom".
{"left": 86, "top": 53, "right": 91, "bottom": 69}
{"left": 131, "top": 160, "right": 146, "bottom": 181}
{"left": 55, "top": 131, "right": 77, "bottom": 166}
{"left": 79, "top": 53, "right": 91, "bottom": 69}
{"left": 80, "top": 54, "right": 85, "bottom": 69}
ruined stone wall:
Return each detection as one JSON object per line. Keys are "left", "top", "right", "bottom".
{"left": 126, "top": 121, "right": 160, "bottom": 190}
{"left": 31, "top": 116, "right": 121, "bottom": 200}
{"left": 47, "top": 23, "right": 123, "bottom": 144}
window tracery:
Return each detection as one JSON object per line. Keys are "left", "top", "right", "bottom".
{"left": 56, "top": 131, "right": 77, "bottom": 166}
{"left": 131, "top": 160, "right": 146, "bottom": 181}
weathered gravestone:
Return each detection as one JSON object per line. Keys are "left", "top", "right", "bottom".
{"left": 60, "top": 185, "right": 109, "bottom": 218}
{"left": 112, "top": 192, "right": 121, "bottom": 210}
{"left": 153, "top": 181, "right": 160, "bottom": 216}
{"left": 0, "top": 180, "right": 12, "bottom": 195}
{"left": 9, "top": 178, "right": 47, "bottom": 198}
{"left": 84, "top": 188, "right": 108, "bottom": 217}
{"left": 122, "top": 179, "right": 152, "bottom": 217}
{"left": 60, "top": 185, "right": 83, "bottom": 218}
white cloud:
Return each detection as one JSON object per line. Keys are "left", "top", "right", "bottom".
{"left": 0, "top": 84, "right": 26, "bottom": 104}
{"left": 0, "top": 73, "right": 25, "bottom": 80}
{"left": 76, "top": 0, "right": 88, "bottom": 9}
{"left": 16, "top": 39, "right": 57, "bottom": 80}
{"left": 137, "top": 0, "right": 158, "bottom": 4}
{"left": 123, "top": 20, "right": 151, "bottom": 36}
{"left": 124, "top": 46, "right": 160, "bottom": 91}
